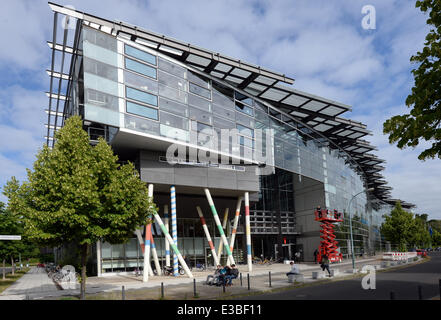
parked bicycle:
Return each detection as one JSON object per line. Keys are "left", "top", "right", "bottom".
{"left": 162, "top": 265, "right": 185, "bottom": 276}
{"left": 194, "top": 263, "right": 206, "bottom": 271}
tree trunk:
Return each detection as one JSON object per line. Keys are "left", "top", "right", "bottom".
{"left": 80, "top": 244, "right": 89, "bottom": 300}
{"left": 2, "top": 259, "right": 5, "bottom": 280}
{"left": 11, "top": 256, "right": 14, "bottom": 275}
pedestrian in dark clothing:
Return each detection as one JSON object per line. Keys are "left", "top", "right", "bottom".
{"left": 320, "top": 255, "right": 331, "bottom": 277}
{"left": 313, "top": 249, "right": 319, "bottom": 264}
{"left": 226, "top": 264, "right": 239, "bottom": 286}
{"left": 218, "top": 266, "right": 229, "bottom": 286}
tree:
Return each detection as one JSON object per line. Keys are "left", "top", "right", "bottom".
{"left": 381, "top": 202, "right": 415, "bottom": 252}
{"left": 383, "top": 0, "right": 441, "bottom": 160}
{"left": 432, "top": 229, "right": 441, "bottom": 246}
{"left": 3, "top": 116, "right": 155, "bottom": 299}
{"left": 0, "top": 202, "right": 24, "bottom": 279}
{"left": 412, "top": 214, "right": 431, "bottom": 248}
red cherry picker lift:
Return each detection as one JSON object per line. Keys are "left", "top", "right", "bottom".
{"left": 314, "top": 208, "right": 343, "bottom": 263}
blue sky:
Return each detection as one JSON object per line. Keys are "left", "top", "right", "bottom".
{"left": 1, "top": 0, "right": 440, "bottom": 219}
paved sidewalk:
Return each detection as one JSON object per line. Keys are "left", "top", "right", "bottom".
{"left": 0, "top": 255, "right": 422, "bottom": 300}
{"left": 45, "top": 255, "right": 386, "bottom": 299}
{"left": 0, "top": 267, "right": 59, "bottom": 300}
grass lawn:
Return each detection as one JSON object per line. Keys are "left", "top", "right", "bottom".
{"left": 0, "top": 268, "right": 30, "bottom": 294}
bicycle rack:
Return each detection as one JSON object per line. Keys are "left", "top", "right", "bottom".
{"left": 314, "top": 208, "right": 343, "bottom": 263}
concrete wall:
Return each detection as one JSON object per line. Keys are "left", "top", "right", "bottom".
{"left": 139, "top": 150, "right": 259, "bottom": 193}
{"left": 294, "top": 175, "right": 325, "bottom": 262}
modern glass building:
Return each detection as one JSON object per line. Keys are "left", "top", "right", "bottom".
{"left": 46, "top": 3, "right": 414, "bottom": 275}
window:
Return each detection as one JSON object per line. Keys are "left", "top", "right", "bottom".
{"left": 159, "top": 97, "right": 188, "bottom": 117}
{"left": 236, "top": 111, "right": 255, "bottom": 128}
{"left": 125, "top": 44, "right": 156, "bottom": 65}
{"left": 125, "top": 57, "right": 157, "bottom": 79}
{"left": 160, "top": 111, "right": 189, "bottom": 130}
{"left": 83, "top": 57, "right": 118, "bottom": 82}
{"left": 236, "top": 123, "right": 254, "bottom": 138}
{"left": 126, "top": 87, "right": 158, "bottom": 106}
{"left": 124, "top": 70, "right": 158, "bottom": 94}
{"left": 158, "top": 83, "right": 187, "bottom": 104}
{"left": 191, "top": 121, "right": 213, "bottom": 134}
{"left": 158, "top": 70, "right": 188, "bottom": 91}
{"left": 188, "top": 72, "right": 210, "bottom": 89}
{"left": 85, "top": 88, "right": 119, "bottom": 111}
{"left": 188, "top": 93, "right": 211, "bottom": 111}
{"left": 158, "top": 57, "right": 186, "bottom": 79}
{"left": 126, "top": 101, "right": 158, "bottom": 120}
{"left": 235, "top": 91, "right": 253, "bottom": 106}
{"left": 189, "top": 83, "right": 211, "bottom": 100}
{"left": 189, "top": 107, "right": 212, "bottom": 125}
{"left": 213, "top": 104, "right": 235, "bottom": 121}
{"left": 235, "top": 101, "right": 254, "bottom": 116}
{"left": 238, "top": 135, "right": 254, "bottom": 148}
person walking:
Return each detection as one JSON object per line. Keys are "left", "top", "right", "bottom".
{"left": 313, "top": 249, "right": 319, "bottom": 264}
{"left": 320, "top": 254, "right": 331, "bottom": 277}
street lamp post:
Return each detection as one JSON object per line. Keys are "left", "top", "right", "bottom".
{"left": 346, "top": 188, "right": 374, "bottom": 271}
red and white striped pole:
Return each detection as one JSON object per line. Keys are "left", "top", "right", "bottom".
{"left": 196, "top": 206, "right": 219, "bottom": 266}
{"left": 245, "top": 192, "right": 252, "bottom": 272}
{"left": 143, "top": 184, "right": 154, "bottom": 282}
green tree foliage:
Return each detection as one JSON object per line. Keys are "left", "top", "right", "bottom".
{"left": 381, "top": 202, "right": 415, "bottom": 252}
{"left": 383, "top": 0, "right": 441, "bottom": 160}
{"left": 0, "top": 202, "right": 23, "bottom": 278}
{"left": 431, "top": 229, "right": 441, "bottom": 246}
{"left": 412, "top": 214, "right": 431, "bottom": 248}
{"left": 3, "top": 116, "right": 155, "bottom": 299}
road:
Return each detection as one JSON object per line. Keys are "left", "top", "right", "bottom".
{"left": 239, "top": 252, "right": 441, "bottom": 300}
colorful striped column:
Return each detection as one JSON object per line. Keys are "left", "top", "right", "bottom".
{"left": 196, "top": 206, "right": 219, "bottom": 266}
{"left": 150, "top": 234, "right": 162, "bottom": 275}
{"left": 204, "top": 188, "right": 235, "bottom": 265}
{"left": 143, "top": 223, "right": 152, "bottom": 282}
{"left": 143, "top": 184, "right": 154, "bottom": 282}
{"left": 135, "top": 228, "right": 154, "bottom": 275}
{"left": 171, "top": 186, "right": 178, "bottom": 276}
{"left": 152, "top": 212, "right": 193, "bottom": 278}
{"left": 216, "top": 208, "right": 229, "bottom": 263}
{"left": 164, "top": 205, "right": 170, "bottom": 267}
{"left": 245, "top": 192, "right": 252, "bottom": 272}
{"left": 229, "top": 197, "right": 243, "bottom": 253}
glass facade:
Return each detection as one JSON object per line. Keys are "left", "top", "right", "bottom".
{"left": 79, "top": 26, "right": 392, "bottom": 271}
